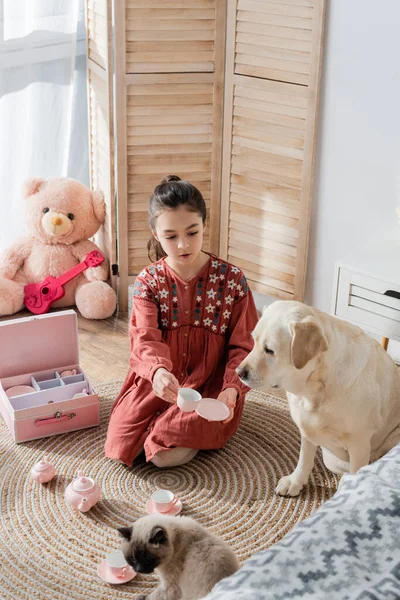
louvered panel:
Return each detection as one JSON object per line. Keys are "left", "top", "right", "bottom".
{"left": 87, "top": 63, "right": 116, "bottom": 271}
{"left": 229, "top": 235, "right": 295, "bottom": 274}
{"left": 230, "top": 202, "right": 298, "bottom": 238}
{"left": 227, "top": 77, "right": 303, "bottom": 297}
{"left": 87, "top": 0, "right": 110, "bottom": 69}
{"left": 228, "top": 251, "right": 295, "bottom": 292}
{"left": 125, "top": 0, "right": 216, "bottom": 73}
{"left": 229, "top": 216, "right": 296, "bottom": 253}
{"left": 235, "top": 0, "right": 314, "bottom": 85}
{"left": 221, "top": 0, "right": 325, "bottom": 300}
{"left": 126, "top": 74, "right": 217, "bottom": 274}
{"left": 230, "top": 191, "right": 300, "bottom": 219}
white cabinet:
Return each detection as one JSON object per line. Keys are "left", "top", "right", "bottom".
{"left": 332, "top": 239, "right": 400, "bottom": 344}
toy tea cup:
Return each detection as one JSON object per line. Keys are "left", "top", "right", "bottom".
{"left": 106, "top": 550, "right": 130, "bottom": 578}
{"left": 73, "top": 389, "right": 88, "bottom": 399}
{"left": 151, "top": 489, "right": 179, "bottom": 513}
{"left": 65, "top": 470, "right": 101, "bottom": 512}
{"left": 97, "top": 551, "right": 136, "bottom": 584}
{"left": 177, "top": 388, "right": 202, "bottom": 412}
{"left": 30, "top": 455, "right": 56, "bottom": 484}
{"left": 60, "top": 369, "right": 77, "bottom": 377}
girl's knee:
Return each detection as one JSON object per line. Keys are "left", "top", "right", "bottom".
{"left": 151, "top": 447, "right": 198, "bottom": 468}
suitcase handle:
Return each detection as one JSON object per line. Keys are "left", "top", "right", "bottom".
{"left": 35, "top": 411, "right": 76, "bottom": 426}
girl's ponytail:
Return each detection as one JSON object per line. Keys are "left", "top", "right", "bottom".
{"left": 161, "top": 175, "right": 181, "bottom": 184}
{"left": 147, "top": 236, "right": 167, "bottom": 262}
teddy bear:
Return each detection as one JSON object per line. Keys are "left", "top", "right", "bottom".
{"left": 0, "top": 176, "right": 117, "bottom": 319}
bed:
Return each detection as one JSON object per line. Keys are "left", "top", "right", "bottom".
{"left": 205, "top": 444, "right": 400, "bottom": 600}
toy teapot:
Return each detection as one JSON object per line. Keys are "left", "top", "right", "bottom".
{"left": 30, "top": 455, "right": 56, "bottom": 484}
{"left": 65, "top": 470, "right": 101, "bottom": 512}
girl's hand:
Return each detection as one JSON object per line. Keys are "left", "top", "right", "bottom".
{"left": 217, "top": 388, "right": 238, "bottom": 424}
{"left": 152, "top": 368, "right": 179, "bottom": 404}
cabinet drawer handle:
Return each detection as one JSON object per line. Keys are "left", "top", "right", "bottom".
{"left": 35, "top": 411, "right": 76, "bottom": 426}
{"left": 384, "top": 290, "right": 400, "bottom": 300}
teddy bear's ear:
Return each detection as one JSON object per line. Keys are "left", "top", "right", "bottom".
{"left": 92, "top": 190, "right": 106, "bottom": 224}
{"left": 22, "top": 177, "right": 45, "bottom": 198}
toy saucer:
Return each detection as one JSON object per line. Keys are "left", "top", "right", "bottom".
{"left": 97, "top": 559, "right": 136, "bottom": 585}
{"left": 6, "top": 385, "right": 35, "bottom": 398}
{"left": 146, "top": 497, "right": 182, "bottom": 517}
{"left": 195, "top": 398, "right": 230, "bottom": 421}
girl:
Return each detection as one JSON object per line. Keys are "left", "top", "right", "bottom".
{"left": 105, "top": 176, "right": 258, "bottom": 468}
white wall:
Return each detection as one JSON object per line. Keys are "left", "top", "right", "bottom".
{"left": 306, "top": 0, "right": 400, "bottom": 310}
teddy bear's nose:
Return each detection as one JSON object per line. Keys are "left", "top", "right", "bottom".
{"left": 51, "top": 216, "right": 63, "bottom": 226}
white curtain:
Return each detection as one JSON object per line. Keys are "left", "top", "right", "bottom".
{"left": 0, "top": 0, "right": 89, "bottom": 253}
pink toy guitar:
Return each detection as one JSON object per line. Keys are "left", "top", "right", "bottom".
{"left": 24, "top": 250, "right": 105, "bottom": 314}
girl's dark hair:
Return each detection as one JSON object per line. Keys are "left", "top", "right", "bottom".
{"left": 147, "top": 175, "right": 207, "bottom": 262}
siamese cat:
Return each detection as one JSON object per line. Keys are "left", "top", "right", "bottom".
{"left": 118, "top": 515, "right": 239, "bottom": 600}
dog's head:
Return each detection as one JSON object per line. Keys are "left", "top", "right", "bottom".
{"left": 236, "top": 301, "right": 328, "bottom": 391}
{"left": 118, "top": 516, "right": 172, "bottom": 574}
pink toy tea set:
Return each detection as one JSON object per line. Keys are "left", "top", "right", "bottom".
{"left": 3, "top": 310, "right": 192, "bottom": 587}
{"left": 65, "top": 470, "right": 102, "bottom": 512}
{"left": 177, "top": 388, "right": 230, "bottom": 421}
{"left": 146, "top": 488, "right": 182, "bottom": 517}
{"left": 29, "top": 453, "right": 182, "bottom": 585}
{"left": 97, "top": 488, "right": 183, "bottom": 584}
{"left": 30, "top": 458, "right": 101, "bottom": 512}
{"left": 30, "top": 455, "right": 57, "bottom": 484}
{"left": 97, "top": 550, "right": 136, "bottom": 584}
{"left": 0, "top": 310, "right": 99, "bottom": 443}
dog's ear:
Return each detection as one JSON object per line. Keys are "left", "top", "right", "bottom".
{"left": 289, "top": 317, "right": 328, "bottom": 370}
{"left": 117, "top": 526, "right": 133, "bottom": 541}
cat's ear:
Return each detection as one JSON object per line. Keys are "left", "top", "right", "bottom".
{"left": 149, "top": 527, "right": 168, "bottom": 546}
{"left": 117, "top": 526, "right": 133, "bottom": 541}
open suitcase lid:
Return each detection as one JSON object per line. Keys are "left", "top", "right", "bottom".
{"left": 0, "top": 310, "right": 79, "bottom": 379}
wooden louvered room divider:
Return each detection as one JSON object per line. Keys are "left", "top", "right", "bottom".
{"left": 85, "top": 0, "right": 326, "bottom": 311}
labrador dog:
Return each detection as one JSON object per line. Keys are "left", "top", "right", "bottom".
{"left": 237, "top": 301, "right": 400, "bottom": 496}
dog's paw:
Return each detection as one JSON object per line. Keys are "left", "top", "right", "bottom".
{"left": 275, "top": 475, "right": 304, "bottom": 497}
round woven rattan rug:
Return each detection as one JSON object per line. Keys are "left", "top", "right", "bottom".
{"left": 0, "top": 382, "right": 338, "bottom": 600}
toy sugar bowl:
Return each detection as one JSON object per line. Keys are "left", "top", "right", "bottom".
{"left": 65, "top": 470, "right": 101, "bottom": 512}
{"left": 31, "top": 455, "right": 57, "bottom": 484}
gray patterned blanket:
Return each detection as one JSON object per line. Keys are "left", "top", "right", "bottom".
{"left": 205, "top": 444, "right": 400, "bottom": 600}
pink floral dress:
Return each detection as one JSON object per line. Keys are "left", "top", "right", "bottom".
{"left": 104, "top": 255, "right": 258, "bottom": 466}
